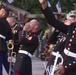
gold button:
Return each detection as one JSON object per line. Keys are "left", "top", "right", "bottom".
{"left": 67, "top": 50, "right": 70, "bottom": 56}
{"left": 69, "top": 44, "right": 71, "bottom": 46}
{"left": 68, "top": 48, "right": 70, "bottom": 50}
{"left": 65, "top": 66, "right": 67, "bottom": 68}
{"left": 69, "top": 63, "right": 71, "bottom": 66}
{"left": 72, "top": 35, "right": 74, "bottom": 38}
{"left": 73, "top": 61, "right": 75, "bottom": 64}
{"left": 70, "top": 39, "right": 72, "bottom": 42}
{"left": 73, "top": 31, "right": 75, "bottom": 33}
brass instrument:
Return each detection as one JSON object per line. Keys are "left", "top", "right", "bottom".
{"left": 7, "top": 39, "right": 14, "bottom": 50}
{"left": 44, "top": 51, "right": 63, "bottom": 75}
{"left": 9, "top": 52, "right": 16, "bottom": 75}
{"left": 51, "top": 51, "right": 63, "bottom": 75}
{"left": 7, "top": 40, "right": 15, "bottom": 75}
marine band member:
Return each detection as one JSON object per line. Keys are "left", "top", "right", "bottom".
{"left": 38, "top": 0, "right": 76, "bottom": 75}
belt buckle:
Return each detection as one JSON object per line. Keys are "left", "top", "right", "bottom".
{"left": 66, "top": 50, "right": 70, "bottom": 56}
{"left": 25, "top": 52, "right": 28, "bottom": 55}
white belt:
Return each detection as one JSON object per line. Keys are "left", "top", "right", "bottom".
{"left": 18, "top": 50, "right": 32, "bottom": 58}
{"left": 52, "top": 51, "right": 61, "bottom": 57}
{"left": 0, "top": 34, "right": 6, "bottom": 39}
{"left": 64, "top": 48, "right": 76, "bottom": 58}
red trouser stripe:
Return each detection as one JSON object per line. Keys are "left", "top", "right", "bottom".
{"left": 16, "top": 71, "right": 19, "bottom": 75}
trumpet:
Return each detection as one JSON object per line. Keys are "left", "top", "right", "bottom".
{"left": 7, "top": 40, "right": 14, "bottom": 50}
{"left": 7, "top": 40, "right": 15, "bottom": 75}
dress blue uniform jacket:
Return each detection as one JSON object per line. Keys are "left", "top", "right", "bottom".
{"left": 42, "top": 6, "right": 76, "bottom": 75}
{"left": 0, "top": 18, "right": 13, "bottom": 52}
{"left": 0, "top": 18, "right": 13, "bottom": 75}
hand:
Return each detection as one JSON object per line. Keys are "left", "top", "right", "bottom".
{"left": 39, "top": 0, "right": 46, "bottom": 4}
{"left": 8, "top": 57, "right": 12, "bottom": 62}
{"left": 38, "top": 0, "right": 47, "bottom": 9}
{"left": 54, "top": 64, "right": 65, "bottom": 75}
{"left": 64, "top": 20, "right": 71, "bottom": 26}
{"left": 23, "top": 22, "right": 31, "bottom": 32}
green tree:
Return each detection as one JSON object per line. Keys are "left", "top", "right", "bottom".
{"left": 1, "top": 0, "right": 76, "bottom": 13}
{"left": 1, "top": 0, "right": 76, "bottom": 30}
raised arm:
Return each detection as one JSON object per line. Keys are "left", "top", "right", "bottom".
{"left": 38, "top": 0, "right": 47, "bottom": 9}
{"left": 38, "top": 0, "right": 68, "bottom": 34}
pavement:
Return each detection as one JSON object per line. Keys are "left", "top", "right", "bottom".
{"left": 32, "top": 56, "right": 46, "bottom": 75}
{"left": 3, "top": 56, "right": 47, "bottom": 75}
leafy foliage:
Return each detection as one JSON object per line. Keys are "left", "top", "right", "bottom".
{"left": 1, "top": 0, "right": 76, "bottom": 30}
{"left": 1, "top": 0, "right": 76, "bottom": 14}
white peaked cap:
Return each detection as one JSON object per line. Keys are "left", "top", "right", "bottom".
{"left": 66, "top": 10, "right": 75, "bottom": 19}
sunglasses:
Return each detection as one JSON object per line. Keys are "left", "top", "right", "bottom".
{"left": 70, "top": 15, "right": 76, "bottom": 18}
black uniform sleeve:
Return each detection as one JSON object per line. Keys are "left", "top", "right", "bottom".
{"left": 41, "top": 6, "right": 68, "bottom": 34}
{"left": 0, "top": 18, "right": 13, "bottom": 41}
{"left": 7, "top": 27, "right": 13, "bottom": 40}
{"left": 48, "top": 29, "right": 60, "bottom": 44}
